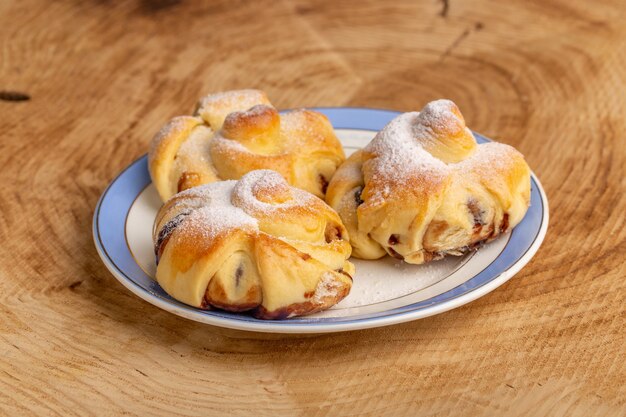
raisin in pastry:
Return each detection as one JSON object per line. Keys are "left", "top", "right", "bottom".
{"left": 326, "top": 99, "right": 531, "bottom": 264}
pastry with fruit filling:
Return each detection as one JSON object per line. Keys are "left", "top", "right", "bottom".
{"left": 153, "top": 170, "right": 354, "bottom": 319}
{"left": 326, "top": 99, "right": 531, "bottom": 264}
{"left": 149, "top": 89, "right": 345, "bottom": 201}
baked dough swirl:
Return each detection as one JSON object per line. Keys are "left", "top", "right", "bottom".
{"left": 149, "top": 89, "right": 345, "bottom": 201}
{"left": 326, "top": 99, "right": 531, "bottom": 264}
{"left": 153, "top": 170, "right": 354, "bottom": 319}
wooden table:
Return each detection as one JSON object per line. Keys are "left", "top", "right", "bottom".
{"left": 1, "top": 1, "right": 624, "bottom": 415}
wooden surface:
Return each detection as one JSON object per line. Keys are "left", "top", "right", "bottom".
{"left": 1, "top": 1, "right": 624, "bottom": 415}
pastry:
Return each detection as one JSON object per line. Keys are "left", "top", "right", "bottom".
{"left": 149, "top": 89, "right": 345, "bottom": 201}
{"left": 326, "top": 99, "right": 531, "bottom": 264}
{"left": 153, "top": 169, "right": 354, "bottom": 319}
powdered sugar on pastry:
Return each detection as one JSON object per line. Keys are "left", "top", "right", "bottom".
{"left": 366, "top": 112, "right": 450, "bottom": 179}
{"left": 232, "top": 170, "right": 317, "bottom": 216}
{"left": 454, "top": 142, "right": 522, "bottom": 180}
{"left": 313, "top": 271, "right": 342, "bottom": 302}
{"left": 169, "top": 181, "right": 259, "bottom": 243}
{"left": 150, "top": 90, "right": 345, "bottom": 201}
{"left": 279, "top": 110, "right": 328, "bottom": 144}
{"left": 196, "top": 89, "right": 270, "bottom": 113}
{"left": 179, "top": 206, "right": 258, "bottom": 242}
{"left": 153, "top": 169, "right": 354, "bottom": 319}
{"left": 149, "top": 116, "right": 198, "bottom": 162}
{"left": 326, "top": 98, "right": 531, "bottom": 265}
{"left": 173, "top": 125, "right": 213, "bottom": 170}
{"left": 363, "top": 111, "right": 450, "bottom": 205}
{"left": 414, "top": 99, "right": 467, "bottom": 136}
{"left": 212, "top": 135, "right": 252, "bottom": 153}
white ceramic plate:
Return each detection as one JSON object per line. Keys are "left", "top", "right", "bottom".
{"left": 93, "top": 108, "right": 548, "bottom": 333}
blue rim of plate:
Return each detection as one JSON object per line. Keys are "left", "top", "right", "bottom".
{"left": 93, "top": 107, "right": 549, "bottom": 333}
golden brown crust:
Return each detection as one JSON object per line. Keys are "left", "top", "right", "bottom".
{"left": 153, "top": 170, "right": 353, "bottom": 319}
{"left": 194, "top": 89, "right": 271, "bottom": 130}
{"left": 221, "top": 105, "right": 281, "bottom": 146}
{"left": 148, "top": 90, "right": 345, "bottom": 201}
{"left": 326, "top": 99, "right": 531, "bottom": 264}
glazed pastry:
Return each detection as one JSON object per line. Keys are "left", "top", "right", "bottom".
{"left": 153, "top": 170, "right": 354, "bottom": 319}
{"left": 326, "top": 99, "right": 531, "bottom": 264}
{"left": 149, "top": 89, "right": 345, "bottom": 201}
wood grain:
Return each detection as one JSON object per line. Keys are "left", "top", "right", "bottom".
{"left": 1, "top": 0, "right": 624, "bottom": 415}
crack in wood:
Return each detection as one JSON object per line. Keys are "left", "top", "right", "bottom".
{"left": 138, "top": 0, "right": 181, "bottom": 15}
{"left": 0, "top": 90, "right": 30, "bottom": 102}
{"left": 439, "top": 28, "right": 470, "bottom": 61}
{"left": 440, "top": 0, "right": 449, "bottom": 18}
{"left": 68, "top": 280, "right": 83, "bottom": 290}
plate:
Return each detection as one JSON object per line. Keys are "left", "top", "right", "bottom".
{"left": 93, "top": 108, "right": 548, "bottom": 333}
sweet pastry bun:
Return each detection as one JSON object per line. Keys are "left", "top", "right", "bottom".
{"left": 326, "top": 99, "right": 531, "bottom": 264}
{"left": 153, "top": 170, "right": 354, "bottom": 319}
{"left": 149, "top": 89, "right": 345, "bottom": 201}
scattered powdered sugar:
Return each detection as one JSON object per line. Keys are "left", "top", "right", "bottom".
{"left": 169, "top": 181, "right": 259, "bottom": 242}
{"left": 366, "top": 112, "right": 450, "bottom": 176}
{"left": 243, "top": 103, "right": 273, "bottom": 116}
{"left": 222, "top": 103, "right": 277, "bottom": 129}
{"left": 360, "top": 100, "right": 523, "bottom": 206}
{"left": 454, "top": 142, "right": 520, "bottom": 180}
{"left": 177, "top": 205, "right": 258, "bottom": 242}
{"left": 313, "top": 271, "right": 342, "bottom": 302}
{"left": 149, "top": 116, "right": 196, "bottom": 161}
{"left": 165, "top": 170, "right": 322, "bottom": 245}
{"left": 413, "top": 99, "right": 464, "bottom": 135}
{"left": 232, "top": 170, "right": 315, "bottom": 216}
{"left": 173, "top": 180, "right": 235, "bottom": 206}
{"left": 364, "top": 112, "right": 450, "bottom": 204}
{"left": 196, "top": 89, "right": 267, "bottom": 110}
{"left": 174, "top": 125, "right": 212, "bottom": 168}
{"left": 334, "top": 256, "right": 461, "bottom": 308}
{"left": 280, "top": 110, "right": 325, "bottom": 143}
{"left": 195, "top": 90, "right": 272, "bottom": 130}
{"left": 213, "top": 133, "right": 253, "bottom": 153}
